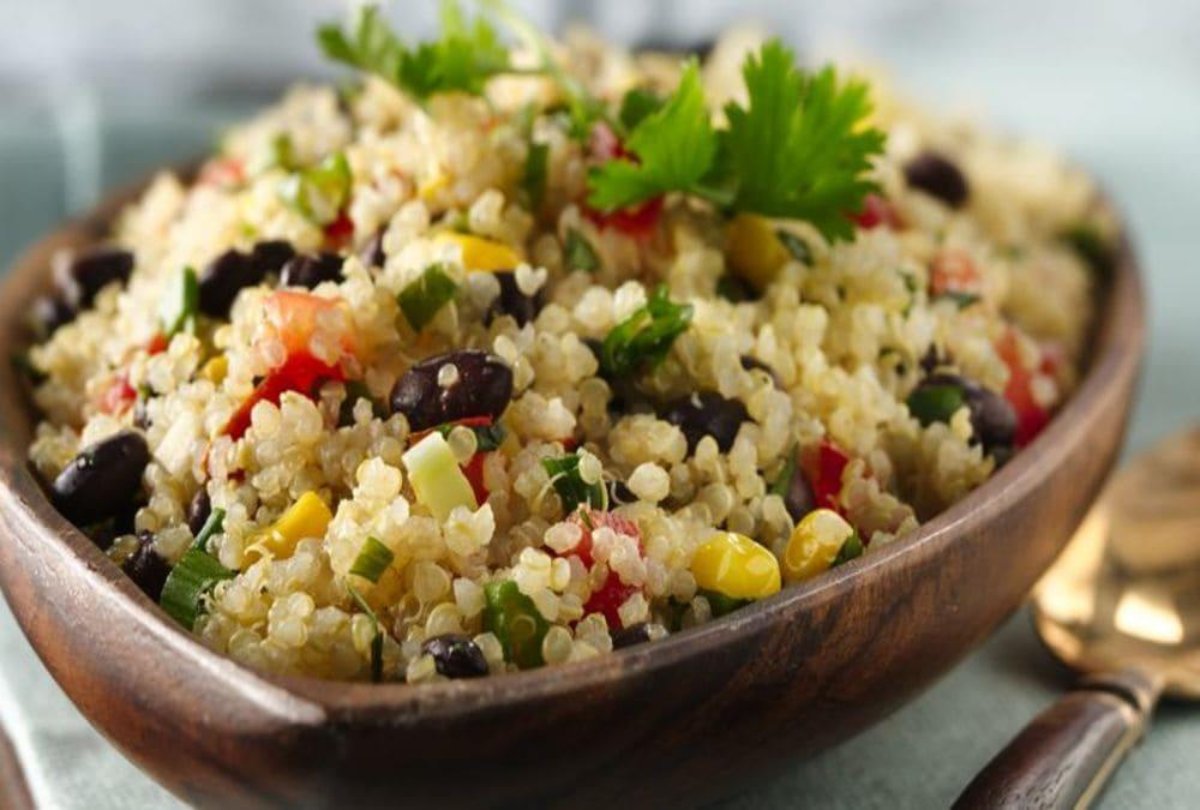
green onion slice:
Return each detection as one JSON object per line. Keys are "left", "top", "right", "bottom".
{"left": 833, "top": 533, "right": 864, "bottom": 567}
{"left": 279, "top": 151, "right": 352, "bottom": 225}
{"left": 348, "top": 585, "right": 384, "bottom": 682}
{"left": 541, "top": 452, "right": 607, "bottom": 513}
{"left": 483, "top": 580, "right": 548, "bottom": 670}
{"left": 398, "top": 263, "right": 458, "bottom": 332}
{"left": 523, "top": 141, "right": 549, "bottom": 211}
{"left": 160, "top": 547, "right": 234, "bottom": 630}
{"left": 564, "top": 227, "right": 601, "bottom": 273}
{"left": 599, "top": 285, "right": 693, "bottom": 377}
{"left": 193, "top": 507, "right": 226, "bottom": 553}
{"left": 906, "top": 383, "right": 967, "bottom": 427}
{"left": 160, "top": 266, "right": 199, "bottom": 338}
{"left": 350, "top": 536, "right": 394, "bottom": 584}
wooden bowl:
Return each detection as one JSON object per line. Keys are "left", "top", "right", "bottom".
{"left": 0, "top": 175, "right": 1145, "bottom": 809}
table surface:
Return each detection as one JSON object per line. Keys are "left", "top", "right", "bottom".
{"left": 1, "top": 11, "right": 1198, "bottom": 806}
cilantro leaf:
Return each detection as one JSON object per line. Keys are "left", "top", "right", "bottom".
{"left": 600, "top": 285, "right": 693, "bottom": 377}
{"left": 720, "top": 42, "right": 885, "bottom": 242}
{"left": 586, "top": 62, "right": 717, "bottom": 212}
{"left": 318, "top": 2, "right": 510, "bottom": 101}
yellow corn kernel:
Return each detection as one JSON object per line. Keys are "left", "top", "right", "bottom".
{"left": 436, "top": 232, "right": 524, "bottom": 273}
{"left": 246, "top": 492, "right": 333, "bottom": 562}
{"left": 691, "top": 531, "right": 781, "bottom": 601}
{"left": 783, "top": 508, "right": 855, "bottom": 583}
{"left": 726, "top": 213, "right": 789, "bottom": 292}
{"left": 417, "top": 173, "right": 448, "bottom": 201}
{"left": 199, "top": 355, "right": 228, "bottom": 384}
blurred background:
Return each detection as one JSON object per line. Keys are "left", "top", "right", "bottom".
{"left": 0, "top": 1, "right": 1197, "bottom": 807}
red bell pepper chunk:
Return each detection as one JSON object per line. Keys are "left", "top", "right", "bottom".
{"left": 462, "top": 452, "right": 489, "bottom": 504}
{"left": 99, "top": 375, "right": 137, "bottom": 416}
{"left": 582, "top": 122, "right": 664, "bottom": 239}
{"left": 324, "top": 210, "right": 354, "bottom": 249}
{"left": 584, "top": 574, "right": 640, "bottom": 631}
{"left": 997, "top": 330, "right": 1050, "bottom": 447}
{"left": 804, "top": 440, "right": 852, "bottom": 513}
{"left": 146, "top": 333, "right": 169, "bottom": 356}
{"left": 851, "top": 193, "right": 903, "bottom": 231}
{"left": 224, "top": 352, "right": 343, "bottom": 440}
{"left": 562, "top": 508, "right": 644, "bottom": 629}
{"left": 930, "top": 249, "right": 983, "bottom": 298}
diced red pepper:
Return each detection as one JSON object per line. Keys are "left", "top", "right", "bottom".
{"left": 997, "top": 330, "right": 1050, "bottom": 447}
{"left": 851, "top": 193, "right": 903, "bottom": 231}
{"left": 324, "top": 210, "right": 354, "bottom": 249}
{"left": 462, "top": 452, "right": 489, "bottom": 503}
{"left": 803, "top": 440, "right": 852, "bottom": 513}
{"left": 99, "top": 375, "right": 137, "bottom": 416}
{"left": 198, "top": 156, "right": 245, "bottom": 189}
{"left": 566, "top": 509, "right": 642, "bottom": 569}
{"left": 223, "top": 352, "right": 343, "bottom": 440}
{"left": 930, "top": 249, "right": 982, "bottom": 298}
{"left": 584, "top": 573, "right": 640, "bottom": 631}
{"left": 146, "top": 333, "right": 169, "bottom": 356}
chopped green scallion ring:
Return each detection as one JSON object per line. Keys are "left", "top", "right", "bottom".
{"left": 160, "top": 266, "right": 199, "bottom": 338}
{"left": 348, "top": 584, "right": 384, "bottom": 682}
{"left": 523, "top": 141, "right": 549, "bottom": 211}
{"left": 833, "top": 533, "right": 864, "bottom": 566}
{"left": 193, "top": 507, "right": 226, "bottom": 553}
{"left": 398, "top": 263, "right": 458, "bottom": 332}
{"left": 541, "top": 452, "right": 607, "bottom": 513}
{"left": 350, "top": 536, "right": 395, "bottom": 584}
{"left": 907, "top": 383, "right": 967, "bottom": 427}
{"left": 159, "top": 547, "right": 235, "bottom": 630}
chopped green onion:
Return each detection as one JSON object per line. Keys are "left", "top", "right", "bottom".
{"left": 159, "top": 266, "right": 200, "bottom": 338}
{"left": 397, "top": 263, "right": 458, "bottom": 331}
{"left": 541, "top": 452, "right": 607, "bottom": 513}
{"left": 435, "top": 420, "right": 507, "bottom": 452}
{"left": 833, "top": 533, "right": 864, "bottom": 566}
{"left": 937, "top": 291, "right": 982, "bottom": 309}
{"left": 483, "top": 579, "right": 548, "bottom": 669}
{"left": 350, "top": 536, "right": 394, "bottom": 584}
{"left": 768, "top": 451, "right": 797, "bottom": 500}
{"left": 522, "top": 141, "right": 549, "bottom": 211}
{"left": 348, "top": 584, "right": 384, "bottom": 682}
{"left": 700, "top": 588, "right": 750, "bottom": 618}
{"left": 775, "top": 230, "right": 811, "bottom": 264}
{"left": 279, "top": 151, "right": 352, "bottom": 225}
{"left": 159, "top": 547, "right": 234, "bottom": 630}
{"left": 599, "top": 285, "right": 693, "bottom": 377}
{"left": 907, "top": 383, "right": 967, "bottom": 427}
{"left": 564, "top": 227, "right": 600, "bottom": 273}
{"left": 618, "top": 87, "right": 665, "bottom": 131}
{"left": 193, "top": 507, "right": 226, "bottom": 553}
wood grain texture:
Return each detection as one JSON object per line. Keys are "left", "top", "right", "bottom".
{"left": 0, "top": 175, "right": 1146, "bottom": 810}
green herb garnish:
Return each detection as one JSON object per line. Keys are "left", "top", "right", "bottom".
{"left": 339, "top": 380, "right": 388, "bottom": 427}
{"left": 564, "top": 227, "right": 601, "bottom": 273}
{"left": 318, "top": 2, "right": 511, "bottom": 102}
{"left": 279, "top": 151, "right": 352, "bottom": 225}
{"left": 160, "top": 546, "right": 234, "bottom": 630}
{"left": 522, "top": 141, "right": 549, "bottom": 211}
{"left": 768, "top": 451, "right": 798, "bottom": 500}
{"left": 398, "top": 263, "right": 459, "bottom": 331}
{"left": 350, "top": 536, "right": 395, "bottom": 584}
{"left": 193, "top": 507, "right": 226, "bottom": 554}
{"left": 700, "top": 589, "right": 750, "bottom": 618}
{"left": 587, "top": 42, "right": 885, "bottom": 243}
{"left": 937, "top": 291, "right": 982, "bottom": 309}
{"left": 833, "top": 533, "right": 864, "bottom": 566}
{"left": 159, "top": 266, "right": 199, "bottom": 338}
{"left": 483, "top": 579, "right": 548, "bottom": 669}
{"left": 599, "top": 285, "right": 693, "bottom": 377}
{"left": 348, "top": 584, "right": 385, "bottom": 682}
{"left": 542, "top": 452, "right": 607, "bottom": 513}
{"left": 1061, "top": 223, "right": 1115, "bottom": 277}
{"left": 618, "top": 87, "right": 666, "bottom": 132}
{"left": 906, "top": 383, "right": 967, "bottom": 427}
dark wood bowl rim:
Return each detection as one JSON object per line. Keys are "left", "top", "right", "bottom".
{"left": 0, "top": 169, "right": 1145, "bottom": 725}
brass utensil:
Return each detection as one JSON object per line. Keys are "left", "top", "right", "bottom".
{"left": 957, "top": 427, "right": 1200, "bottom": 809}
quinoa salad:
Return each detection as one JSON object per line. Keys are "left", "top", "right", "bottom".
{"left": 21, "top": 5, "right": 1115, "bottom": 683}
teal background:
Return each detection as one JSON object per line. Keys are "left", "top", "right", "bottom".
{"left": 0, "top": 1, "right": 1198, "bottom": 806}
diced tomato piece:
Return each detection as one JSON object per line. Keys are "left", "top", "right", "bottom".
{"left": 99, "top": 375, "right": 137, "bottom": 416}
{"left": 146, "top": 333, "right": 169, "bottom": 356}
{"left": 565, "top": 509, "right": 641, "bottom": 570}
{"left": 223, "top": 351, "right": 343, "bottom": 440}
{"left": 930, "top": 249, "right": 982, "bottom": 297}
{"left": 997, "top": 330, "right": 1050, "bottom": 447}
{"left": 851, "top": 194, "right": 903, "bottom": 230}
{"left": 198, "top": 156, "right": 245, "bottom": 189}
{"left": 264, "top": 290, "right": 356, "bottom": 356}
{"left": 803, "top": 440, "right": 852, "bottom": 513}
{"left": 584, "top": 573, "right": 640, "bottom": 631}
{"left": 324, "top": 210, "right": 354, "bottom": 249}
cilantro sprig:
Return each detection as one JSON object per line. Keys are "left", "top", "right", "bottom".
{"left": 318, "top": 2, "right": 511, "bottom": 101}
{"left": 587, "top": 41, "right": 886, "bottom": 243}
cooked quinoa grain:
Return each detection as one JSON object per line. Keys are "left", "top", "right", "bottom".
{"left": 23, "top": 12, "right": 1111, "bottom": 682}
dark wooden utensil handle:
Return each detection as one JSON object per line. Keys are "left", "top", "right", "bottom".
{"left": 954, "top": 669, "right": 1163, "bottom": 810}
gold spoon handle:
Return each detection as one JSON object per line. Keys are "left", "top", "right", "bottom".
{"left": 953, "top": 668, "right": 1164, "bottom": 810}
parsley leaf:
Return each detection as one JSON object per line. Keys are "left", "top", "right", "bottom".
{"left": 587, "top": 62, "right": 717, "bottom": 212}
{"left": 318, "top": 2, "right": 510, "bottom": 101}
{"left": 600, "top": 285, "right": 693, "bottom": 377}
{"left": 719, "top": 43, "right": 885, "bottom": 242}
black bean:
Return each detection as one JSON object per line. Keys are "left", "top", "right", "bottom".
{"left": 281, "top": 252, "right": 344, "bottom": 289}
{"left": 421, "top": 634, "right": 489, "bottom": 679}
{"left": 52, "top": 431, "right": 150, "bottom": 527}
{"left": 54, "top": 247, "right": 134, "bottom": 310}
{"left": 187, "top": 488, "right": 212, "bottom": 535}
{"left": 782, "top": 462, "right": 816, "bottom": 523}
{"left": 122, "top": 531, "right": 171, "bottom": 601}
{"left": 904, "top": 151, "right": 969, "bottom": 208}
{"left": 390, "top": 350, "right": 514, "bottom": 431}
{"left": 611, "top": 623, "right": 653, "bottom": 649}
{"left": 359, "top": 229, "right": 387, "bottom": 270}
{"left": 251, "top": 240, "right": 296, "bottom": 276}
{"left": 199, "top": 249, "right": 261, "bottom": 318}
{"left": 485, "top": 272, "right": 539, "bottom": 327}
{"left": 917, "top": 373, "right": 1016, "bottom": 455}
{"left": 662, "top": 392, "right": 749, "bottom": 453}
{"left": 33, "top": 295, "right": 76, "bottom": 337}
